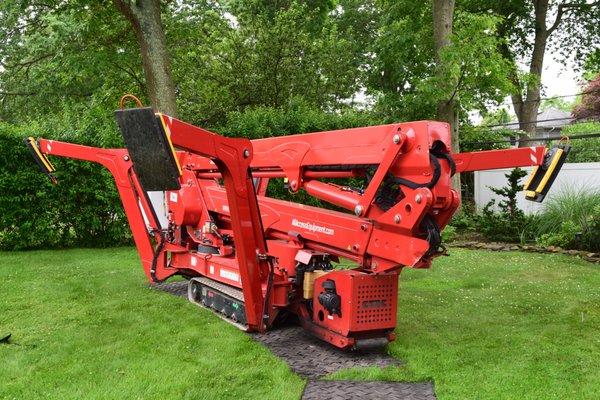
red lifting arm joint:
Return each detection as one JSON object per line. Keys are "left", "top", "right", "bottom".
{"left": 157, "top": 113, "right": 271, "bottom": 333}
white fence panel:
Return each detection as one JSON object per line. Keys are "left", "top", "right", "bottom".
{"left": 474, "top": 162, "right": 600, "bottom": 215}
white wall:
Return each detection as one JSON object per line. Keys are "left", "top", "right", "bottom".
{"left": 474, "top": 163, "right": 600, "bottom": 215}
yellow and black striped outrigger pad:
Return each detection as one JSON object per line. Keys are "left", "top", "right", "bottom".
{"left": 524, "top": 144, "right": 571, "bottom": 203}
{"left": 24, "top": 137, "right": 57, "bottom": 184}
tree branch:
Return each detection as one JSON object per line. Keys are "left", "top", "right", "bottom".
{"left": 548, "top": 1, "right": 600, "bottom": 36}
{"left": 110, "top": 61, "right": 147, "bottom": 92}
{"left": 7, "top": 53, "right": 54, "bottom": 70}
{"left": 446, "top": 67, "right": 465, "bottom": 106}
{"left": 0, "top": 91, "right": 38, "bottom": 96}
{"left": 112, "top": 0, "right": 140, "bottom": 32}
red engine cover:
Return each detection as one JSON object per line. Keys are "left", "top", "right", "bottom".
{"left": 312, "top": 270, "right": 398, "bottom": 337}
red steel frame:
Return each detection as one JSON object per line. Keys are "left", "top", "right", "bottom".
{"left": 34, "top": 116, "right": 549, "bottom": 348}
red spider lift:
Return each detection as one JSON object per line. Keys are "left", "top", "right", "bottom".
{"left": 25, "top": 108, "right": 569, "bottom": 349}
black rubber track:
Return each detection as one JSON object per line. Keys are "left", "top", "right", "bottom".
{"left": 153, "top": 281, "right": 436, "bottom": 399}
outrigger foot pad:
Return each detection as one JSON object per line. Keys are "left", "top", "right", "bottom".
{"left": 524, "top": 143, "right": 571, "bottom": 203}
{"left": 24, "top": 137, "right": 57, "bottom": 184}
{"left": 115, "top": 107, "right": 181, "bottom": 191}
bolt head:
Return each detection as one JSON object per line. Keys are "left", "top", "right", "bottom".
{"left": 354, "top": 205, "right": 363, "bottom": 216}
{"left": 243, "top": 149, "right": 250, "bottom": 158}
{"left": 394, "top": 214, "right": 401, "bottom": 224}
{"left": 415, "top": 194, "right": 422, "bottom": 204}
{"left": 393, "top": 134, "right": 400, "bottom": 144}
{"left": 123, "top": 155, "right": 130, "bottom": 161}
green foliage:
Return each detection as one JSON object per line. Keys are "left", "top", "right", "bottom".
{"left": 169, "top": 0, "right": 365, "bottom": 126}
{"left": 534, "top": 188, "right": 600, "bottom": 252}
{"left": 0, "top": 1, "right": 142, "bottom": 126}
{"left": 475, "top": 168, "right": 536, "bottom": 243}
{"left": 540, "top": 97, "right": 574, "bottom": 112}
{"left": 441, "top": 224, "right": 457, "bottom": 242}
{"left": 459, "top": 125, "right": 511, "bottom": 152}
{"left": 583, "top": 49, "right": 600, "bottom": 79}
{"left": 448, "top": 202, "right": 477, "bottom": 231}
{"left": 559, "top": 122, "right": 600, "bottom": 163}
{"left": 215, "top": 98, "right": 378, "bottom": 139}
{"left": 370, "top": 2, "right": 512, "bottom": 122}
{"left": 0, "top": 123, "right": 130, "bottom": 250}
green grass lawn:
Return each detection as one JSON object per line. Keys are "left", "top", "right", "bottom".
{"left": 0, "top": 248, "right": 598, "bottom": 399}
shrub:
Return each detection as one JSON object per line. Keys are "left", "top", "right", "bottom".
{"left": 441, "top": 225, "right": 457, "bottom": 242}
{"left": 0, "top": 122, "right": 131, "bottom": 250}
{"left": 474, "top": 168, "right": 537, "bottom": 243}
{"left": 215, "top": 98, "right": 378, "bottom": 139}
{"left": 534, "top": 188, "right": 600, "bottom": 252}
{"left": 559, "top": 122, "right": 600, "bottom": 163}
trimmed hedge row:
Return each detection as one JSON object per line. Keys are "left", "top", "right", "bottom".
{"left": 0, "top": 123, "right": 130, "bottom": 250}
{"left": 0, "top": 102, "right": 377, "bottom": 250}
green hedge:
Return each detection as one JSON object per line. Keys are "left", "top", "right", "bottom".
{"left": 0, "top": 123, "right": 130, "bottom": 250}
{"left": 1, "top": 102, "right": 379, "bottom": 250}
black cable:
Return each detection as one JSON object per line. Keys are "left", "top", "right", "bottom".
{"left": 498, "top": 88, "right": 600, "bottom": 105}
{"left": 462, "top": 132, "right": 600, "bottom": 147}
{"left": 262, "top": 259, "right": 275, "bottom": 329}
{"left": 392, "top": 149, "right": 456, "bottom": 189}
{"left": 150, "top": 232, "right": 166, "bottom": 283}
{"left": 393, "top": 154, "right": 441, "bottom": 189}
{"left": 435, "top": 151, "right": 456, "bottom": 176}
{"left": 421, "top": 214, "right": 442, "bottom": 258}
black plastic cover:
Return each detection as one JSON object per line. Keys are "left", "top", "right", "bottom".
{"left": 115, "top": 107, "right": 181, "bottom": 191}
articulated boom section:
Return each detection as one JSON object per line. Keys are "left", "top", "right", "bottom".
{"left": 27, "top": 108, "right": 569, "bottom": 349}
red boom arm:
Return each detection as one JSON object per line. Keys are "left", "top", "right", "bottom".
{"left": 28, "top": 115, "right": 566, "bottom": 349}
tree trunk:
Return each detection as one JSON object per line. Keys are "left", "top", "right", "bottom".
{"left": 113, "top": 0, "right": 177, "bottom": 117}
{"left": 432, "top": 0, "right": 460, "bottom": 190}
{"left": 513, "top": 0, "right": 550, "bottom": 147}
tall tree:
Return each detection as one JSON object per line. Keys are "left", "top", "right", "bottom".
{"left": 433, "top": 0, "right": 460, "bottom": 189}
{"left": 113, "top": 0, "right": 177, "bottom": 116}
{"left": 463, "top": 0, "right": 600, "bottom": 146}
{"left": 370, "top": 1, "right": 511, "bottom": 138}
{"left": 432, "top": 0, "right": 458, "bottom": 150}
{"left": 0, "top": 0, "right": 144, "bottom": 144}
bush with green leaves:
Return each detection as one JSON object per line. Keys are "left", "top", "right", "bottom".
{"left": 534, "top": 188, "right": 600, "bottom": 252}
{"left": 0, "top": 102, "right": 380, "bottom": 249}
{"left": 474, "top": 168, "right": 537, "bottom": 243}
{"left": 0, "top": 122, "right": 130, "bottom": 250}
{"left": 559, "top": 122, "right": 600, "bottom": 163}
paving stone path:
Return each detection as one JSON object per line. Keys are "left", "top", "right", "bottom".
{"left": 154, "top": 281, "right": 436, "bottom": 400}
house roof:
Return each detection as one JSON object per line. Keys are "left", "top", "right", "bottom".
{"left": 505, "top": 107, "right": 572, "bottom": 130}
